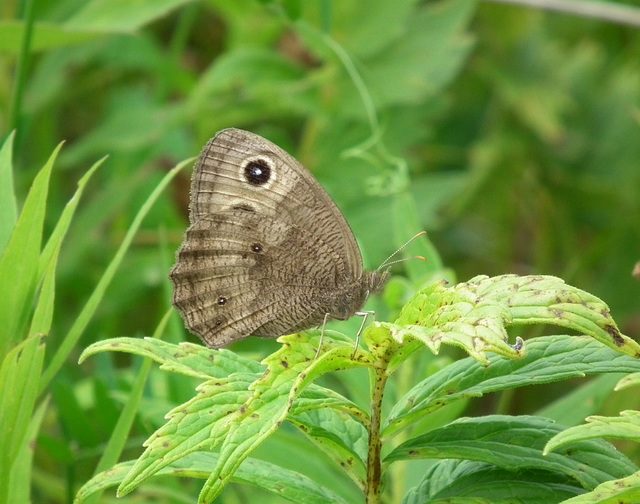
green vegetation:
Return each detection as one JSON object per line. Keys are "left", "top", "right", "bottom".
{"left": 2, "top": 1, "right": 640, "bottom": 503}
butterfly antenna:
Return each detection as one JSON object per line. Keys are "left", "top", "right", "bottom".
{"left": 378, "top": 231, "right": 427, "bottom": 269}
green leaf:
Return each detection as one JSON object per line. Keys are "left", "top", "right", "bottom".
{"left": 0, "top": 131, "right": 17, "bottom": 253}
{"left": 383, "top": 335, "right": 640, "bottom": 438}
{"left": 558, "top": 470, "right": 640, "bottom": 504}
{"left": 65, "top": 0, "right": 197, "bottom": 33}
{"left": 111, "top": 332, "right": 369, "bottom": 501}
{"left": 197, "top": 332, "right": 367, "bottom": 502}
{"left": 0, "top": 335, "right": 45, "bottom": 504}
{"left": 386, "top": 415, "right": 635, "bottom": 489}
{"left": 80, "top": 336, "right": 263, "bottom": 379}
{"left": 333, "top": 0, "right": 476, "bottom": 116}
{"left": 545, "top": 410, "right": 640, "bottom": 454}
{"left": 537, "top": 374, "right": 626, "bottom": 427}
{"left": 290, "top": 384, "right": 370, "bottom": 426}
{"left": 29, "top": 240, "right": 60, "bottom": 338}
{"left": 76, "top": 452, "right": 350, "bottom": 504}
{"left": 0, "top": 21, "right": 104, "bottom": 54}
{"left": 40, "top": 156, "right": 192, "bottom": 392}
{"left": 84, "top": 311, "right": 173, "bottom": 504}
{"left": 37, "top": 156, "right": 104, "bottom": 281}
{"left": 188, "top": 47, "right": 306, "bottom": 124}
{"left": 390, "top": 274, "right": 640, "bottom": 364}
{"left": 0, "top": 142, "right": 61, "bottom": 355}
{"left": 404, "top": 460, "right": 583, "bottom": 504}
{"left": 117, "top": 373, "right": 257, "bottom": 497}
{"left": 615, "top": 372, "right": 640, "bottom": 391}
{"left": 9, "top": 398, "right": 49, "bottom": 503}
{"left": 334, "top": 0, "right": 421, "bottom": 59}
{"left": 288, "top": 408, "right": 368, "bottom": 487}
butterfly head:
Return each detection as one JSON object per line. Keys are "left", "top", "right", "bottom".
{"left": 368, "top": 267, "right": 390, "bottom": 296}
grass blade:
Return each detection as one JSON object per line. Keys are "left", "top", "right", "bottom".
{"left": 39, "top": 157, "right": 192, "bottom": 392}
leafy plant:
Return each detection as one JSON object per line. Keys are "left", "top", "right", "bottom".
{"left": 75, "top": 274, "right": 640, "bottom": 503}
{"left": 0, "top": 132, "right": 189, "bottom": 504}
{"left": 3, "top": 0, "right": 640, "bottom": 503}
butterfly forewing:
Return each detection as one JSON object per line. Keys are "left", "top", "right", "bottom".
{"left": 190, "top": 129, "right": 363, "bottom": 275}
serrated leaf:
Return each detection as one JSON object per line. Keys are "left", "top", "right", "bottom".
{"left": 76, "top": 452, "right": 349, "bottom": 504}
{"left": 383, "top": 335, "right": 640, "bottom": 438}
{"left": 386, "top": 415, "right": 634, "bottom": 490}
{"left": 288, "top": 408, "right": 368, "bottom": 487}
{"left": 80, "top": 336, "right": 263, "bottom": 379}
{"left": 198, "top": 332, "right": 369, "bottom": 502}
{"left": 391, "top": 275, "right": 640, "bottom": 364}
{"left": 87, "top": 310, "right": 174, "bottom": 504}
{"left": 117, "top": 374, "right": 256, "bottom": 496}
{"left": 109, "top": 332, "right": 369, "bottom": 501}
{"left": 559, "top": 470, "right": 640, "bottom": 504}
{"left": 290, "top": 385, "right": 370, "bottom": 426}
{"left": 404, "top": 460, "right": 583, "bottom": 504}
{"left": 545, "top": 410, "right": 640, "bottom": 454}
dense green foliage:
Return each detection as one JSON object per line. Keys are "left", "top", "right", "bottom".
{"left": 2, "top": 0, "right": 640, "bottom": 503}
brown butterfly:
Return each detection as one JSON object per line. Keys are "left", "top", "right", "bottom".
{"left": 169, "top": 128, "right": 389, "bottom": 349}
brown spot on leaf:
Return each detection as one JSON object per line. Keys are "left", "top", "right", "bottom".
{"left": 605, "top": 325, "right": 624, "bottom": 346}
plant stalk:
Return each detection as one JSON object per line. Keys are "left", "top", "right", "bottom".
{"left": 366, "top": 365, "right": 388, "bottom": 503}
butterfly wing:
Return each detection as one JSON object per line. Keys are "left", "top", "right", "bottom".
{"left": 189, "top": 128, "right": 364, "bottom": 278}
{"left": 170, "top": 128, "right": 367, "bottom": 348}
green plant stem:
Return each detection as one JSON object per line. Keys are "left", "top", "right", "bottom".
{"left": 366, "top": 365, "right": 388, "bottom": 503}
{"left": 10, "top": 0, "right": 36, "bottom": 133}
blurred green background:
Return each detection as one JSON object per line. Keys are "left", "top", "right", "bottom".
{"left": 2, "top": 0, "right": 640, "bottom": 502}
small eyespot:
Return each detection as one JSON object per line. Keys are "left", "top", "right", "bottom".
{"left": 244, "top": 159, "right": 271, "bottom": 185}
{"left": 217, "top": 297, "right": 227, "bottom": 306}
{"left": 251, "top": 243, "right": 263, "bottom": 253}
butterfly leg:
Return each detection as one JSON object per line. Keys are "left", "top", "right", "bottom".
{"left": 352, "top": 311, "right": 374, "bottom": 359}
{"left": 314, "top": 312, "right": 332, "bottom": 359}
